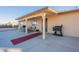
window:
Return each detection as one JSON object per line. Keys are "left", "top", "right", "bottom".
{"left": 32, "top": 20, "right": 37, "bottom": 29}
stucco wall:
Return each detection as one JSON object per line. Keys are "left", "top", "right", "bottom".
{"left": 27, "top": 17, "right": 42, "bottom": 31}
{"left": 36, "top": 17, "right": 42, "bottom": 31}
{"left": 28, "top": 19, "right": 32, "bottom": 28}
{"left": 48, "top": 12, "right": 79, "bottom": 37}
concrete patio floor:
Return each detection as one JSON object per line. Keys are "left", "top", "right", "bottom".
{"left": 0, "top": 30, "right": 79, "bottom": 52}
{"left": 13, "top": 34, "right": 79, "bottom": 52}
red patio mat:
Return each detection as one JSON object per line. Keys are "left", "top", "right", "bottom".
{"left": 11, "top": 32, "right": 42, "bottom": 45}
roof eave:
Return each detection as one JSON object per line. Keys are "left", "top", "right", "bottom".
{"left": 16, "top": 7, "right": 58, "bottom": 20}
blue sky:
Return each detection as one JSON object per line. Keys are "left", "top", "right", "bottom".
{"left": 0, "top": 6, "right": 78, "bottom": 24}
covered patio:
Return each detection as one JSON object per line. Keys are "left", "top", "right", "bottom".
{"left": 17, "top": 7, "right": 57, "bottom": 39}
{"left": 19, "top": 34, "right": 79, "bottom": 52}
{"left": 0, "top": 30, "right": 79, "bottom": 52}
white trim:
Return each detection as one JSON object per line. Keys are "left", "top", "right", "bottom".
{"left": 42, "top": 13, "right": 46, "bottom": 40}
{"left": 16, "top": 7, "right": 57, "bottom": 20}
{"left": 25, "top": 19, "right": 28, "bottom": 33}
{"left": 48, "top": 7, "right": 58, "bottom": 13}
{"left": 18, "top": 21, "right": 21, "bottom": 31}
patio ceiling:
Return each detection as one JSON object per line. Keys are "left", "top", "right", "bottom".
{"left": 16, "top": 7, "right": 58, "bottom": 20}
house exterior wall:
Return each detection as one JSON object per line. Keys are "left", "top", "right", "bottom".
{"left": 27, "top": 17, "right": 42, "bottom": 31}
{"left": 28, "top": 19, "right": 32, "bottom": 28}
{"left": 36, "top": 17, "right": 42, "bottom": 31}
{"left": 48, "top": 12, "right": 79, "bottom": 37}
{"left": 18, "top": 9, "right": 79, "bottom": 37}
{"left": 18, "top": 21, "right": 26, "bottom": 28}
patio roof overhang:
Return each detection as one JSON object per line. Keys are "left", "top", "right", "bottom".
{"left": 17, "top": 7, "right": 79, "bottom": 40}
{"left": 17, "top": 7, "right": 58, "bottom": 40}
{"left": 16, "top": 7, "right": 58, "bottom": 20}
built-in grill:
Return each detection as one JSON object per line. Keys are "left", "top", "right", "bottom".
{"left": 53, "top": 25, "right": 63, "bottom": 36}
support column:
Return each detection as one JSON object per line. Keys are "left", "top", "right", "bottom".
{"left": 18, "top": 21, "right": 21, "bottom": 31}
{"left": 25, "top": 19, "right": 28, "bottom": 33}
{"left": 42, "top": 13, "right": 46, "bottom": 40}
